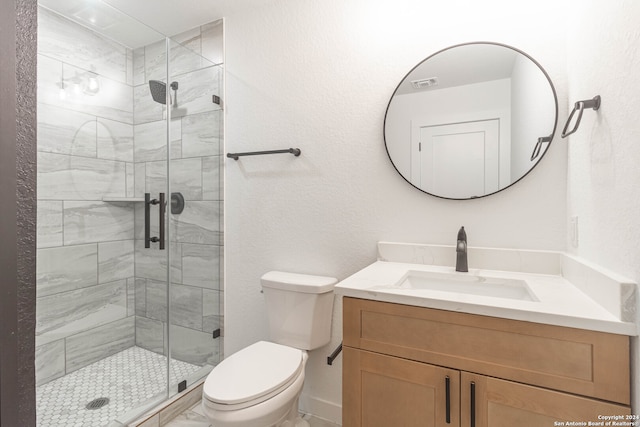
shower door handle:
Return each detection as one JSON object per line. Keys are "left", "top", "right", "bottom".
{"left": 158, "top": 192, "right": 165, "bottom": 250}
{"left": 145, "top": 193, "right": 165, "bottom": 250}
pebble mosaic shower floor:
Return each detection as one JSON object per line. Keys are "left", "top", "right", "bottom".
{"left": 36, "top": 346, "right": 201, "bottom": 427}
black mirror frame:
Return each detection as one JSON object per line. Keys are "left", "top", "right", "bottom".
{"left": 383, "top": 41, "right": 559, "bottom": 200}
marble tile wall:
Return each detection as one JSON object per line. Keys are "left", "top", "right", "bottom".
{"left": 36, "top": 6, "right": 224, "bottom": 387}
{"left": 36, "top": 6, "right": 137, "bottom": 386}
{"left": 133, "top": 22, "right": 224, "bottom": 370}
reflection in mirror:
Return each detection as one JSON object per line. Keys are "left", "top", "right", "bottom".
{"left": 384, "top": 42, "right": 558, "bottom": 200}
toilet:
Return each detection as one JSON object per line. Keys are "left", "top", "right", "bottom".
{"left": 202, "top": 271, "right": 337, "bottom": 427}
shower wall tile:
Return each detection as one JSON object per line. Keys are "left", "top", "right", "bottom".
{"left": 126, "top": 162, "right": 135, "bottom": 197}
{"left": 174, "top": 67, "right": 220, "bottom": 117}
{"left": 98, "top": 240, "right": 135, "bottom": 283}
{"left": 37, "top": 201, "right": 63, "bottom": 249}
{"left": 62, "top": 63, "right": 133, "bottom": 124}
{"left": 36, "top": 279, "right": 127, "bottom": 341}
{"left": 145, "top": 280, "right": 168, "bottom": 322}
{"left": 35, "top": 339, "right": 66, "bottom": 386}
{"left": 37, "top": 54, "right": 63, "bottom": 107}
{"left": 37, "top": 103, "right": 97, "bottom": 157}
{"left": 202, "top": 156, "right": 221, "bottom": 201}
{"left": 134, "top": 121, "right": 167, "bottom": 162}
{"left": 171, "top": 27, "right": 202, "bottom": 56}
{"left": 97, "top": 118, "right": 134, "bottom": 162}
{"left": 127, "top": 278, "right": 136, "bottom": 316}
{"left": 173, "top": 201, "right": 221, "bottom": 244}
{"left": 201, "top": 20, "right": 224, "bottom": 65}
{"left": 181, "top": 110, "right": 222, "bottom": 158}
{"left": 127, "top": 49, "right": 134, "bottom": 86}
{"left": 169, "top": 37, "right": 205, "bottom": 79}
{"left": 63, "top": 201, "right": 134, "bottom": 245}
{"left": 38, "top": 7, "right": 128, "bottom": 84}
{"left": 170, "top": 284, "right": 203, "bottom": 330}
{"left": 134, "top": 84, "right": 163, "bottom": 125}
{"left": 135, "top": 278, "right": 147, "bottom": 316}
{"left": 202, "top": 289, "right": 221, "bottom": 333}
{"left": 147, "top": 32, "right": 205, "bottom": 83}
{"left": 169, "top": 324, "right": 219, "bottom": 366}
{"left": 37, "top": 243, "right": 98, "bottom": 297}
{"left": 144, "top": 161, "right": 168, "bottom": 196}
{"left": 146, "top": 158, "right": 202, "bottom": 200}
{"left": 133, "top": 48, "right": 145, "bottom": 86}
{"left": 134, "top": 119, "right": 182, "bottom": 162}
{"left": 181, "top": 244, "right": 220, "bottom": 289}
{"left": 65, "top": 316, "right": 135, "bottom": 373}
{"left": 136, "top": 316, "right": 165, "bottom": 355}
{"left": 145, "top": 40, "right": 166, "bottom": 83}
{"left": 135, "top": 163, "right": 146, "bottom": 197}
{"left": 172, "top": 158, "right": 203, "bottom": 200}
{"left": 134, "top": 240, "right": 182, "bottom": 283}
{"left": 38, "top": 152, "right": 127, "bottom": 200}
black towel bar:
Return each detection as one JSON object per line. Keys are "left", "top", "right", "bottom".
{"left": 227, "top": 148, "right": 301, "bottom": 160}
{"left": 327, "top": 342, "right": 342, "bottom": 366}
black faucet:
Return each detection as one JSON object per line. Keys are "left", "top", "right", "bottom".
{"left": 456, "top": 226, "right": 468, "bottom": 272}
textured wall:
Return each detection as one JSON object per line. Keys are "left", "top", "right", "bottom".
{"left": 0, "top": 0, "right": 37, "bottom": 425}
{"left": 565, "top": 0, "right": 640, "bottom": 411}
{"left": 223, "top": 0, "right": 569, "bottom": 421}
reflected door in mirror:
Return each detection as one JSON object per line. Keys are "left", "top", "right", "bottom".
{"left": 416, "top": 119, "right": 499, "bottom": 199}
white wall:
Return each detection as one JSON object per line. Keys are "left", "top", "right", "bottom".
{"left": 223, "top": 0, "right": 569, "bottom": 422}
{"left": 565, "top": 0, "right": 640, "bottom": 411}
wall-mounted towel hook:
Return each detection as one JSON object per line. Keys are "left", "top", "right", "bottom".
{"left": 530, "top": 135, "right": 553, "bottom": 161}
{"left": 561, "top": 95, "right": 601, "bottom": 138}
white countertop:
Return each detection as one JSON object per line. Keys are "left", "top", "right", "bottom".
{"left": 334, "top": 260, "right": 637, "bottom": 336}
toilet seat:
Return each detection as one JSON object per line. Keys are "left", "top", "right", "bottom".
{"left": 203, "top": 341, "right": 304, "bottom": 411}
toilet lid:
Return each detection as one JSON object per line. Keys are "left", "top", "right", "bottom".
{"left": 203, "top": 341, "right": 303, "bottom": 406}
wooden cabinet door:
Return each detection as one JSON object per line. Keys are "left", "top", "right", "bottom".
{"left": 343, "top": 346, "right": 460, "bottom": 427}
{"left": 460, "top": 372, "right": 631, "bottom": 427}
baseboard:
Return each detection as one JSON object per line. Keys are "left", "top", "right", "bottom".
{"left": 299, "top": 393, "right": 342, "bottom": 425}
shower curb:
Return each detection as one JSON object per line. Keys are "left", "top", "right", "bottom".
{"left": 128, "top": 379, "right": 205, "bottom": 426}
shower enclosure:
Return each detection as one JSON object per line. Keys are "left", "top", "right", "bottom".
{"left": 35, "top": 1, "right": 224, "bottom": 425}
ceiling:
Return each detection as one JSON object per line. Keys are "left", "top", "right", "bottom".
{"left": 39, "top": 0, "right": 271, "bottom": 48}
{"left": 395, "top": 44, "right": 519, "bottom": 96}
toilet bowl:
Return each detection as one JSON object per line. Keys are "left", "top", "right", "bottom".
{"left": 202, "top": 271, "right": 337, "bottom": 427}
{"left": 202, "top": 341, "right": 308, "bottom": 426}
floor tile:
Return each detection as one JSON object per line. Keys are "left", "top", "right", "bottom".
{"left": 36, "top": 346, "right": 200, "bottom": 427}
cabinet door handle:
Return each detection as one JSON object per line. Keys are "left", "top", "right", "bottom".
{"left": 445, "top": 376, "right": 451, "bottom": 424}
{"left": 470, "top": 381, "right": 476, "bottom": 427}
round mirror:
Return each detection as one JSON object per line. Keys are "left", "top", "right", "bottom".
{"left": 384, "top": 42, "right": 558, "bottom": 200}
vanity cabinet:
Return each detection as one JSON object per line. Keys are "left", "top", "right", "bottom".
{"left": 343, "top": 297, "right": 631, "bottom": 426}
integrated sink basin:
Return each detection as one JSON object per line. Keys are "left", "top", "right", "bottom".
{"left": 390, "top": 270, "right": 538, "bottom": 301}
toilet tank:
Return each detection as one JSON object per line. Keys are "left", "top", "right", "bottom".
{"left": 261, "top": 271, "right": 337, "bottom": 350}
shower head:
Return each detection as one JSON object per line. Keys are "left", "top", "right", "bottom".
{"left": 149, "top": 80, "right": 179, "bottom": 105}
{"left": 149, "top": 80, "right": 166, "bottom": 104}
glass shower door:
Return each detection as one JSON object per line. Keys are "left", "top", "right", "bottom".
{"left": 165, "top": 36, "right": 224, "bottom": 398}
{"left": 35, "top": 0, "right": 223, "bottom": 424}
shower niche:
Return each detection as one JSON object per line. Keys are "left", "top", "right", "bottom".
{"left": 35, "top": 2, "right": 224, "bottom": 426}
